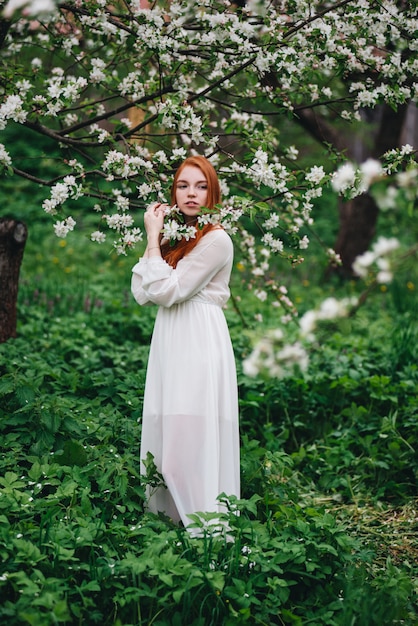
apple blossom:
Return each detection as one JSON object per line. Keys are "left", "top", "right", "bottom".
{"left": 243, "top": 328, "right": 309, "bottom": 379}
{"left": 352, "top": 236, "right": 400, "bottom": 283}
{"left": 53, "top": 216, "right": 76, "bottom": 238}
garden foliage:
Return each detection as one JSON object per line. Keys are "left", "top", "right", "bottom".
{"left": 0, "top": 2, "right": 417, "bottom": 622}
{"left": 0, "top": 219, "right": 417, "bottom": 625}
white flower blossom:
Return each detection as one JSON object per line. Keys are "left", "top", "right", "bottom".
{"left": 352, "top": 251, "right": 376, "bottom": 278}
{"left": 254, "top": 289, "right": 267, "bottom": 302}
{"left": 299, "top": 235, "right": 309, "bottom": 250}
{"left": 53, "top": 217, "right": 76, "bottom": 238}
{"left": 372, "top": 236, "right": 400, "bottom": 257}
{"left": 162, "top": 218, "right": 197, "bottom": 242}
{"left": 105, "top": 213, "right": 134, "bottom": 230}
{"left": 91, "top": 231, "right": 106, "bottom": 243}
{"left": 115, "top": 195, "right": 130, "bottom": 211}
{"left": 3, "top": 0, "right": 56, "bottom": 18}
{"left": 299, "top": 297, "right": 358, "bottom": 337}
{"left": 396, "top": 168, "right": 418, "bottom": 188}
{"left": 306, "top": 165, "right": 326, "bottom": 184}
{"left": 243, "top": 328, "right": 309, "bottom": 379}
{"left": 285, "top": 145, "right": 299, "bottom": 160}
{"left": 0, "top": 144, "right": 12, "bottom": 167}
{"left": 331, "top": 162, "right": 356, "bottom": 194}
{"left": 359, "top": 158, "right": 383, "bottom": 189}
{"left": 90, "top": 58, "right": 107, "bottom": 83}
{"left": 0, "top": 95, "right": 27, "bottom": 129}
{"left": 263, "top": 213, "right": 280, "bottom": 230}
{"left": 376, "top": 270, "right": 393, "bottom": 284}
{"left": 400, "top": 144, "right": 414, "bottom": 155}
{"left": 353, "top": 236, "right": 400, "bottom": 280}
{"left": 261, "top": 233, "right": 284, "bottom": 253}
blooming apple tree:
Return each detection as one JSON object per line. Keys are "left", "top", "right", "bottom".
{"left": 0, "top": 0, "right": 417, "bottom": 333}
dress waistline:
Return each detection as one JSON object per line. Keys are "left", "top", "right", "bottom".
{"left": 187, "top": 297, "right": 222, "bottom": 308}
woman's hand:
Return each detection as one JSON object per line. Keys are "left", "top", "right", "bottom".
{"left": 144, "top": 202, "right": 169, "bottom": 257}
{"left": 144, "top": 202, "right": 166, "bottom": 238}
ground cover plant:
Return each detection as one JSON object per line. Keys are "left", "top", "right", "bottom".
{"left": 1, "top": 1, "right": 417, "bottom": 622}
{"left": 0, "top": 213, "right": 417, "bottom": 625}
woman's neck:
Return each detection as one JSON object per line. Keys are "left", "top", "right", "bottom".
{"left": 182, "top": 213, "right": 199, "bottom": 226}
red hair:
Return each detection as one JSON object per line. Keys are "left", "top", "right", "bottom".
{"left": 161, "top": 156, "right": 221, "bottom": 268}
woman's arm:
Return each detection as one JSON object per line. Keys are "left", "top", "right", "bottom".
{"left": 131, "top": 229, "right": 232, "bottom": 307}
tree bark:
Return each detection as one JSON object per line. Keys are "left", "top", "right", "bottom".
{"left": 333, "top": 193, "right": 379, "bottom": 277}
{"left": 0, "top": 218, "right": 28, "bottom": 343}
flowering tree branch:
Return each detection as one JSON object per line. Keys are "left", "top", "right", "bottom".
{"left": 0, "top": 0, "right": 416, "bottom": 313}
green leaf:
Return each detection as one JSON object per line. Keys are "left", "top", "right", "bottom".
{"left": 15, "top": 385, "right": 35, "bottom": 406}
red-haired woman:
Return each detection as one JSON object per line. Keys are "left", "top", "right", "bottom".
{"left": 131, "top": 156, "right": 240, "bottom": 531}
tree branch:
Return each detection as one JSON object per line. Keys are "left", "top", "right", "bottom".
{"left": 293, "top": 107, "right": 349, "bottom": 154}
{"left": 284, "top": 0, "right": 361, "bottom": 39}
{"left": 58, "top": 85, "right": 175, "bottom": 137}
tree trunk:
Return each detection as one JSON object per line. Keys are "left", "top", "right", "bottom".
{"left": 0, "top": 218, "right": 28, "bottom": 343}
{"left": 333, "top": 193, "right": 379, "bottom": 277}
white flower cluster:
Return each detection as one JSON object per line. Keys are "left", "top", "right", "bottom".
{"left": 161, "top": 205, "right": 197, "bottom": 242}
{"left": 306, "top": 165, "right": 326, "bottom": 185}
{"left": 259, "top": 208, "right": 285, "bottom": 253}
{"left": 3, "top": 0, "right": 56, "bottom": 18}
{"left": 163, "top": 219, "right": 197, "bottom": 242}
{"left": 352, "top": 236, "right": 400, "bottom": 284}
{"left": 243, "top": 328, "right": 309, "bottom": 379}
{"left": 216, "top": 204, "right": 244, "bottom": 236}
{"left": 0, "top": 95, "right": 27, "bottom": 130}
{"left": 118, "top": 71, "right": 146, "bottom": 100}
{"left": 53, "top": 216, "right": 76, "bottom": 238}
{"left": 89, "top": 58, "right": 107, "bottom": 85}
{"left": 0, "top": 143, "right": 12, "bottom": 169}
{"left": 248, "top": 148, "right": 289, "bottom": 193}
{"left": 331, "top": 158, "right": 383, "bottom": 197}
{"left": 158, "top": 199, "right": 244, "bottom": 246}
{"left": 383, "top": 144, "right": 415, "bottom": 175}
{"left": 100, "top": 209, "right": 143, "bottom": 255}
{"left": 261, "top": 232, "right": 284, "bottom": 253}
{"left": 222, "top": 111, "right": 267, "bottom": 136}
{"left": 102, "top": 150, "right": 153, "bottom": 180}
{"left": 299, "top": 296, "right": 358, "bottom": 338}
{"left": 326, "top": 248, "right": 342, "bottom": 266}
{"left": 157, "top": 100, "right": 204, "bottom": 145}
{"left": 90, "top": 231, "right": 106, "bottom": 244}
{"left": 42, "top": 176, "right": 83, "bottom": 215}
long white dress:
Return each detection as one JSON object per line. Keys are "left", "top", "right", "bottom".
{"left": 131, "top": 228, "right": 240, "bottom": 528}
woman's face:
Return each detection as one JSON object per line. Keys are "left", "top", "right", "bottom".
{"left": 174, "top": 165, "right": 208, "bottom": 219}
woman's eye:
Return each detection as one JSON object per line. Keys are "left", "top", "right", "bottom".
{"left": 176, "top": 183, "right": 207, "bottom": 190}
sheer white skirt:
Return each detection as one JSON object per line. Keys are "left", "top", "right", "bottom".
{"left": 140, "top": 299, "right": 240, "bottom": 528}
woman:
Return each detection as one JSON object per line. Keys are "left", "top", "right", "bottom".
{"left": 131, "top": 156, "right": 240, "bottom": 530}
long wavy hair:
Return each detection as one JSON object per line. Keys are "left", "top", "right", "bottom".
{"left": 161, "top": 156, "right": 221, "bottom": 268}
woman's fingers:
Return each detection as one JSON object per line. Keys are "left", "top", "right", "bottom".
{"left": 146, "top": 202, "right": 169, "bottom": 215}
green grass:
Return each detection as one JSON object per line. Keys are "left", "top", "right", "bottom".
{"left": 0, "top": 207, "right": 417, "bottom": 624}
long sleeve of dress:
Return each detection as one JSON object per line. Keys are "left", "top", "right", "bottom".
{"left": 131, "top": 229, "right": 233, "bottom": 308}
